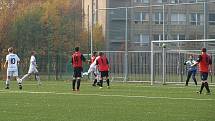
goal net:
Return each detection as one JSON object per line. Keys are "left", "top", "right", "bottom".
{"left": 151, "top": 39, "right": 215, "bottom": 85}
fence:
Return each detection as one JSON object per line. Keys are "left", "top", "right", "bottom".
{"left": 0, "top": 51, "right": 90, "bottom": 81}
{"left": 95, "top": 1, "right": 215, "bottom": 84}
{"left": 1, "top": 1, "right": 215, "bottom": 84}
{"left": 103, "top": 48, "right": 215, "bottom": 84}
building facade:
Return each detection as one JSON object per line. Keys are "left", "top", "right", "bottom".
{"left": 83, "top": 0, "right": 215, "bottom": 51}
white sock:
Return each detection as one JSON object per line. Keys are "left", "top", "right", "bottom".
{"left": 6, "top": 79, "right": 10, "bottom": 85}
{"left": 16, "top": 77, "right": 21, "bottom": 84}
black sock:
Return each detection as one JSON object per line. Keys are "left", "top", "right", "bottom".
{"left": 72, "top": 79, "right": 76, "bottom": 90}
{"left": 77, "top": 79, "right": 81, "bottom": 90}
{"left": 107, "top": 79, "right": 110, "bottom": 86}
{"left": 100, "top": 80, "right": 103, "bottom": 87}
{"left": 192, "top": 76, "right": 197, "bottom": 85}
{"left": 200, "top": 82, "right": 205, "bottom": 93}
{"left": 185, "top": 79, "right": 190, "bottom": 85}
{"left": 204, "top": 82, "right": 210, "bottom": 93}
{"left": 93, "top": 79, "right": 97, "bottom": 85}
{"left": 193, "top": 79, "right": 197, "bottom": 85}
{"left": 185, "top": 73, "right": 191, "bottom": 85}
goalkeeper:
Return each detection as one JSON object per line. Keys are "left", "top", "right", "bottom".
{"left": 184, "top": 55, "right": 197, "bottom": 86}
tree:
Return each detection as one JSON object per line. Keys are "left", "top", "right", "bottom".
{"left": 93, "top": 24, "right": 105, "bottom": 51}
{"left": 0, "top": 0, "right": 85, "bottom": 80}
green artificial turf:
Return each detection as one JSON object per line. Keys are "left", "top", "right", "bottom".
{"left": 0, "top": 80, "right": 214, "bottom": 121}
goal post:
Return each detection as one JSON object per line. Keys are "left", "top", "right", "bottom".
{"left": 151, "top": 39, "right": 215, "bottom": 85}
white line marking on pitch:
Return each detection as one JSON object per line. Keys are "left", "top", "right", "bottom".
{"left": 0, "top": 90, "right": 214, "bottom": 101}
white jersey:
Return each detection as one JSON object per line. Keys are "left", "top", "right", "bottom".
{"left": 87, "top": 56, "right": 100, "bottom": 74}
{"left": 28, "top": 55, "right": 38, "bottom": 74}
{"left": 6, "top": 53, "right": 20, "bottom": 71}
{"left": 29, "top": 55, "right": 36, "bottom": 69}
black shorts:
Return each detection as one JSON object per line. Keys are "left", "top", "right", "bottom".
{"left": 200, "top": 72, "right": 208, "bottom": 81}
{"left": 100, "top": 71, "right": 109, "bottom": 78}
{"left": 73, "top": 67, "right": 83, "bottom": 78}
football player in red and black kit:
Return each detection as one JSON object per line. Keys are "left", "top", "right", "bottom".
{"left": 71, "top": 47, "right": 86, "bottom": 91}
{"left": 96, "top": 52, "right": 110, "bottom": 89}
{"left": 195, "top": 48, "right": 212, "bottom": 94}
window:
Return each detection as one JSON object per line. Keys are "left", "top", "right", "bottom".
{"left": 155, "top": 0, "right": 168, "bottom": 3}
{"left": 189, "top": 0, "right": 205, "bottom": 3}
{"left": 171, "top": 34, "right": 186, "bottom": 40}
{"left": 171, "top": 13, "right": 186, "bottom": 25}
{"left": 196, "top": 0, "right": 205, "bottom": 2}
{"left": 134, "top": 34, "right": 150, "bottom": 45}
{"left": 189, "top": 0, "right": 197, "bottom": 3}
{"left": 153, "top": 34, "right": 168, "bottom": 41}
{"left": 134, "top": 12, "right": 141, "bottom": 22}
{"left": 189, "top": 34, "right": 203, "bottom": 40}
{"left": 170, "top": 0, "right": 184, "bottom": 4}
{"left": 209, "top": 35, "right": 215, "bottom": 39}
{"left": 153, "top": 12, "right": 163, "bottom": 24}
{"left": 171, "top": 0, "right": 178, "bottom": 3}
{"left": 134, "top": 0, "right": 149, "bottom": 3}
{"left": 190, "top": 13, "right": 204, "bottom": 25}
{"left": 134, "top": 12, "right": 149, "bottom": 23}
{"left": 209, "top": 13, "right": 215, "bottom": 25}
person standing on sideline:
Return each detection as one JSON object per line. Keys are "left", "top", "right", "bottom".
{"left": 195, "top": 48, "right": 212, "bottom": 94}
{"left": 20, "top": 51, "right": 41, "bottom": 85}
{"left": 71, "top": 47, "right": 86, "bottom": 91}
{"left": 184, "top": 55, "right": 197, "bottom": 86}
{"left": 96, "top": 52, "right": 110, "bottom": 89}
{"left": 4, "top": 47, "right": 22, "bottom": 89}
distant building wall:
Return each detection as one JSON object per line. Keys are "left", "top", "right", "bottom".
{"left": 83, "top": 0, "right": 215, "bottom": 51}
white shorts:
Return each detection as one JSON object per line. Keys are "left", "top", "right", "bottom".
{"left": 88, "top": 66, "right": 99, "bottom": 75}
{"left": 7, "top": 70, "right": 18, "bottom": 77}
{"left": 28, "top": 67, "right": 39, "bottom": 74}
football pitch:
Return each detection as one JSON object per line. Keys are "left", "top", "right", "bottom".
{"left": 0, "top": 81, "right": 214, "bottom": 121}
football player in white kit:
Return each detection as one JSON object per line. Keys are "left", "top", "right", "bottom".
{"left": 20, "top": 51, "right": 41, "bottom": 85}
{"left": 4, "top": 47, "right": 22, "bottom": 89}
{"left": 83, "top": 52, "right": 100, "bottom": 86}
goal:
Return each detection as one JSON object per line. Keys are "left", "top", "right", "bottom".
{"left": 150, "top": 39, "right": 215, "bottom": 85}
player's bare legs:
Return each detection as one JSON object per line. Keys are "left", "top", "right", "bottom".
{"left": 20, "top": 72, "right": 41, "bottom": 85}
{"left": 35, "top": 73, "right": 41, "bottom": 85}
{"left": 16, "top": 76, "right": 22, "bottom": 90}
{"left": 20, "top": 73, "right": 31, "bottom": 83}
{"left": 5, "top": 76, "right": 11, "bottom": 89}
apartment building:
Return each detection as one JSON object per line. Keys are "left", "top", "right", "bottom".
{"left": 83, "top": 0, "right": 215, "bottom": 51}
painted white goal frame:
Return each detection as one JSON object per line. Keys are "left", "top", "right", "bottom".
{"left": 150, "top": 39, "right": 215, "bottom": 85}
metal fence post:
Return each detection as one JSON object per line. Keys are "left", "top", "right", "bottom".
{"left": 124, "top": 7, "right": 128, "bottom": 82}
{"left": 48, "top": 36, "right": 50, "bottom": 80}
{"left": 162, "top": 4, "right": 166, "bottom": 85}
{"left": 91, "top": 0, "right": 94, "bottom": 57}
{"left": 151, "top": 41, "right": 154, "bottom": 85}
{"left": 203, "top": 2, "right": 206, "bottom": 47}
